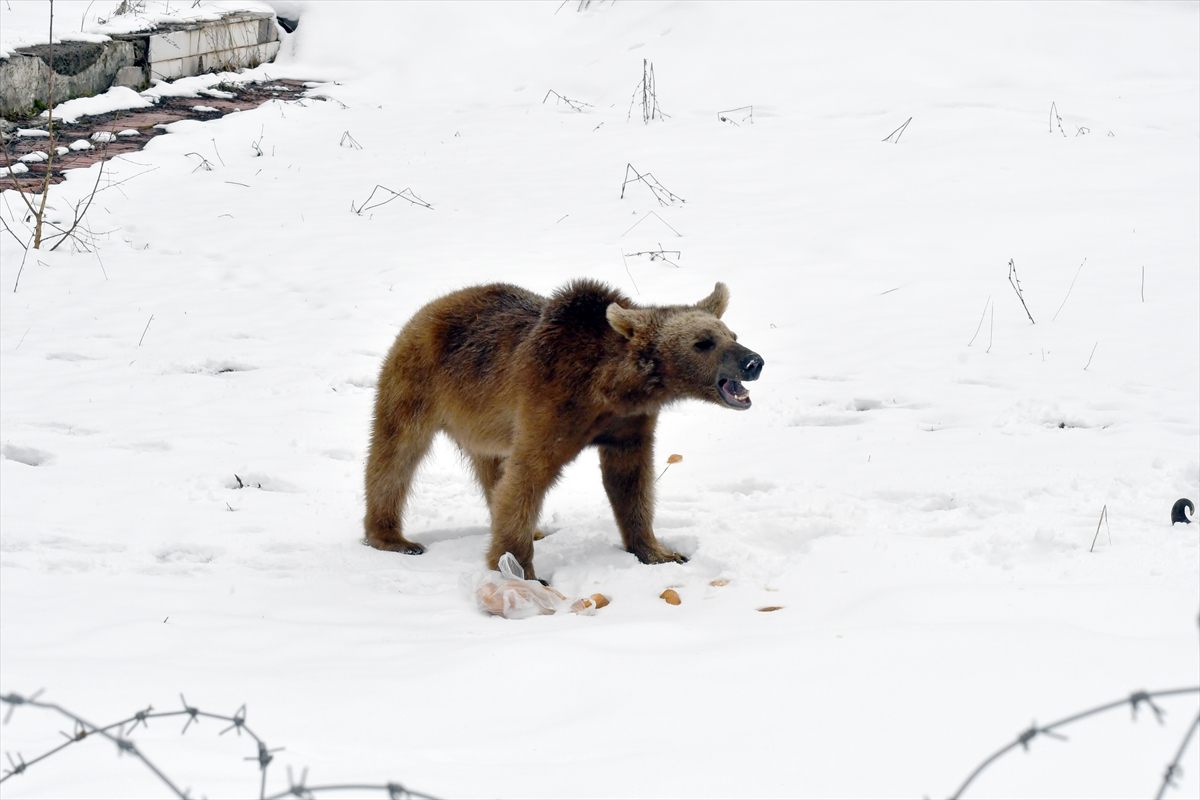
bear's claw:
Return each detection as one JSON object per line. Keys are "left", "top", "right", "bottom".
{"left": 365, "top": 537, "right": 427, "bottom": 555}
{"left": 631, "top": 547, "right": 688, "bottom": 565}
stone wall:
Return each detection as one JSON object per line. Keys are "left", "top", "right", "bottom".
{"left": 0, "top": 11, "right": 279, "bottom": 119}
{"left": 0, "top": 40, "right": 140, "bottom": 118}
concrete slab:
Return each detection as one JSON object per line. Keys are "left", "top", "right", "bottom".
{"left": 0, "top": 11, "right": 280, "bottom": 118}
{"left": 148, "top": 12, "right": 279, "bottom": 80}
{"left": 150, "top": 41, "right": 281, "bottom": 82}
{"left": 0, "top": 41, "right": 141, "bottom": 117}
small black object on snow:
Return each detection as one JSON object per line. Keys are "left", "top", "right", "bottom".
{"left": 1171, "top": 498, "right": 1194, "bottom": 525}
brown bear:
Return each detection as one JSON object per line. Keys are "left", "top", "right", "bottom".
{"left": 364, "top": 279, "right": 763, "bottom": 581}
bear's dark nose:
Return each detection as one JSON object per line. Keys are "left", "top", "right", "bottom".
{"left": 741, "top": 352, "right": 763, "bottom": 381}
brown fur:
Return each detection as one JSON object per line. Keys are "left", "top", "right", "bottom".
{"left": 364, "top": 279, "right": 763, "bottom": 580}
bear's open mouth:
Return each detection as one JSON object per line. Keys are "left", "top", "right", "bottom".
{"left": 717, "top": 378, "right": 751, "bottom": 409}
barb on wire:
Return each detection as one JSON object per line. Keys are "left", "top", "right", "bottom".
{"left": 221, "top": 704, "right": 248, "bottom": 736}
{"left": 180, "top": 693, "right": 200, "bottom": 733}
{"left": 127, "top": 704, "right": 154, "bottom": 733}
{"left": 0, "top": 690, "right": 438, "bottom": 799}
{"left": 1156, "top": 710, "right": 1200, "bottom": 800}
{"left": 948, "top": 686, "right": 1200, "bottom": 799}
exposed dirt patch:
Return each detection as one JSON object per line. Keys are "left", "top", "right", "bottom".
{"left": 1, "top": 79, "right": 311, "bottom": 191}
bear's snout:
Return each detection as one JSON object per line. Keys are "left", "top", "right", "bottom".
{"left": 740, "top": 352, "right": 764, "bottom": 381}
{"left": 714, "top": 345, "right": 763, "bottom": 410}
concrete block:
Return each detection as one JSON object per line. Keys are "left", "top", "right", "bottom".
{"left": 0, "top": 40, "right": 139, "bottom": 117}
{"left": 147, "top": 11, "right": 278, "bottom": 80}
{"left": 1, "top": 11, "right": 278, "bottom": 118}
{"left": 113, "top": 65, "right": 146, "bottom": 90}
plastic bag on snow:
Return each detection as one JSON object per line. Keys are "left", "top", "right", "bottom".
{"left": 466, "top": 552, "right": 609, "bottom": 619}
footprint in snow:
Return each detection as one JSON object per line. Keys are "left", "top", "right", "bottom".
{"left": 341, "top": 375, "right": 376, "bottom": 390}
{"left": 46, "top": 352, "right": 97, "bottom": 362}
{"left": 178, "top": 360, "right": 257, "bottom": 375}
{"left": 205, "top": 360, "right": 255, "bottom": 374}
{"left": 226, "top": 473, "right": 299, "bottom": 492}
{"left": 2, "top": 443, "right": 52, "bottom": 466}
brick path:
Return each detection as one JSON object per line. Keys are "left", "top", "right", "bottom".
{"left": 1, "top": 79, "right": 310, "bottom": 192}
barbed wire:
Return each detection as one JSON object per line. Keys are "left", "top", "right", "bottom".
{"left": 4, "top": 682, "right": 1196, "bottom": 798}
{"left": 0, "top": 691, "right": 437, "bottom": 799}
{"left": 949, "top": 685, "right": 1200, "bottom": 799}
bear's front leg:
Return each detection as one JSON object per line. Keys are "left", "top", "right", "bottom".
{"left": 599, "top": 416, "right": 686, "bottom": 565}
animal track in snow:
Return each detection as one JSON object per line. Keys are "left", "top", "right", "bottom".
{"left": 119, "top": 440, "right": 172, "bottom": 452}
{"left": 206, "top": 360, "right": 255, "bottom": 374}
{"left": 179, "top": 360, "right": 257, "bottom": 375}
{"left": 226, "top": 473, "right": 299, "bottom": 492}
{"left": 46, "top": 352, "right": 97, "bottom": 362}
{"left": 340, "top": 375, "right": 376, "bottom": 390}
{"left": 35, "top": 422, "right": 96, "bottom": 435}
{"left": 2, "top": 443, "right": 52, "bottom": 466}
{"left": 788, "top": 413, "right": 864, "bottom": 427}
{"left": 154, "top": 546, "right": 218, "bottom": 564}
{"left": 711, "top": 477, "right": 777, "bottom": 496}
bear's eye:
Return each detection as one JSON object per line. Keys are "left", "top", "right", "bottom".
{"left": 694, "top": 339, "right": 715, "bottom": 352}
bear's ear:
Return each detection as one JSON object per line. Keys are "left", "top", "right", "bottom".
{"left": 606, "top": 303, "right": 649, "bottom": 339}
{"left": 696, "top": 282, "right": 730, "bottom": 318}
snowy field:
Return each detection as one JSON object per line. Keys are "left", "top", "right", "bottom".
{"left": 1, "top": 2, "right": 1198, "bottom": 798}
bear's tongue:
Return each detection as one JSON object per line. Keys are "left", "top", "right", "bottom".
{"left": 718, "top": 378, "right": 751, "bottom": 407}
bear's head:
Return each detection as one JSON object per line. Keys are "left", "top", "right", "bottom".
{"left": 606, "top": 283, "right": 764, "bottom": 410}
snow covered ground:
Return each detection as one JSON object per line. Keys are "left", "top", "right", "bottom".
{"left": 1, "top": 2, "right": 1198, "bottom": 798}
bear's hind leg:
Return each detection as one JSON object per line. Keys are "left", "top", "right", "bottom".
{"left": 364, "top": 407, "right": 435, "bottom": 555}
{"left": 486, "top": 450, "right": 567, "bottom": 581}
{"left": 467, "top": 452, "right": 550, "bottom": 542}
